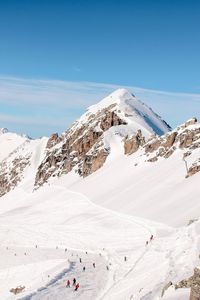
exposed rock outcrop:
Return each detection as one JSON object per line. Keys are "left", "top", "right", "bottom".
{"left": 187, "top": 159, "right": 200, "bottom": 178}
{"left": 190, "top": 268, "right": 200, "bottom": 300}
{"left": 174, "top": 268, "right": 200, "bottom": 300}
{"left": 144, "top": 119, "right": 200, "bottom": 175}
{"left": 145, "top": 118, "right": 199, "bottom": 157}
{"left": 123, "top": 117, "right": 200, "bottom": 178}
{"left": 81, "top": 146, "right": 110, "bottom": 177}
{"left": 46, "top": 133, "right": 61, "bottom": 149}
{"left": 124, "top": 130, "right": 145, "bottom": 155}
{"left": 10, "top": 286, "right": 25, "bottom": 295}
{"left": 0, "top": 154, "right": 31, "bottom": 197}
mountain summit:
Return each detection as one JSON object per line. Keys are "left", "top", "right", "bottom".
{"left": 75, "top": 88, "right": 171, "bottom": 137}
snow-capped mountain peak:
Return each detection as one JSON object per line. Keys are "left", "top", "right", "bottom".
{"left": 88, "top": 88, "right": 134, "bottom": 111}
{"left": 32, "top": 89, "right": 172, "bottom": 187}
{"left": 77, "top": 88, "right": 171, "bottom": 138}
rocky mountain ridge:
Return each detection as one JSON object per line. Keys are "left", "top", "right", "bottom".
{"left": 0, "top": 89, "right": 199, "bottom": 197}
{"left": 124, "top": 117, "right": 200, "bottom": 177}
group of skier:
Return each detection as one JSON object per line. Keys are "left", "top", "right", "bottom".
{"left": 65, "top": 258, "right": 99, "bottom": 291}
{"left": 66, "top": 277, "right": 79, "bottom": 291}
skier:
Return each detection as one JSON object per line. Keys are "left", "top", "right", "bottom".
{"left": 146, "top": 241, "right": 148, "bottom": 246}
{"left": 75, "top": 283, "right": 79, "bottom": 291}
{"left": 106, "top": 265, "right": 109, "bottom": 271}
{"left": 124, "top": 256, "right": 127, "bottom": 262}
{"left": 73, "top": 278, "right": 76, "bottom": 286}
{"left": 83, "top": 266, "right": 86, "bottom": 271}
{"left": 93, "top": 262, "right": 96, "bottom": 268}
{"left": 150, "top": 234, "right": 154, "bottom": 241}
{"left": 66, "top": 279, "right": 70, "bottom": 288}
{"left": 79, "top": 258, "right": 82, "bottom": 263}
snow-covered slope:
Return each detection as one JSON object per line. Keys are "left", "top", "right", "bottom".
{"left": 0, "top": 128, "right": 28, "bottom": 162}
{"left": 0, "top": 179, "right": 199, "bottom": 300}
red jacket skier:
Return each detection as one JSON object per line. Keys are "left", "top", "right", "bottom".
{"left": 75, "top": 283, "right": 79, "bottom": 291}
{"left": 66, "top": 279, "right": 70, "bottom": 287}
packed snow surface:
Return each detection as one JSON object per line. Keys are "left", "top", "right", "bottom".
{"left": 0, "top": 166, "right": 200, "bottom": 299}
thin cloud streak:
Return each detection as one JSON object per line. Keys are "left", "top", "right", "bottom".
{"left": 0, "top": 76, "right": 200, "bottom": 137}
{"left": 0, "top": 113, "right": 68, "bottom": 127}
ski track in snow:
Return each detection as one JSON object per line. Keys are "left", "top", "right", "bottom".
{"left": 19, "top": 252, "right": 108, "bottom": 300}
{"left": 20, "top": 262, "right": 75, "bottom": 300}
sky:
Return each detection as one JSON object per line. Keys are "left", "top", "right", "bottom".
{"left": 0, "top": 0, "right": 200, "bottom": 137}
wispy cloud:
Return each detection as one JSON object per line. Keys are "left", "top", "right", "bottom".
{"left": 0, "top": 76, "right": 199, "bottom": 137}
{"left": 0, "top": 113, "right": 68, "bottom": 127}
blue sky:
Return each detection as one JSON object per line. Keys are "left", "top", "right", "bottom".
{"left": 0, "top": 0, "right": 200, "bottom": 137}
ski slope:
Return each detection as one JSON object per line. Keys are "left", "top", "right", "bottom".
{"left": 0, "top": 180, "right": 199, "bottom": 299}
{"left": 65, "top": 137, "right": 200, "bottom": 227}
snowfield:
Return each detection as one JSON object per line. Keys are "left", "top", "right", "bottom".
{"left": 0, "top": 177, "right": 199, "bottom": 299}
